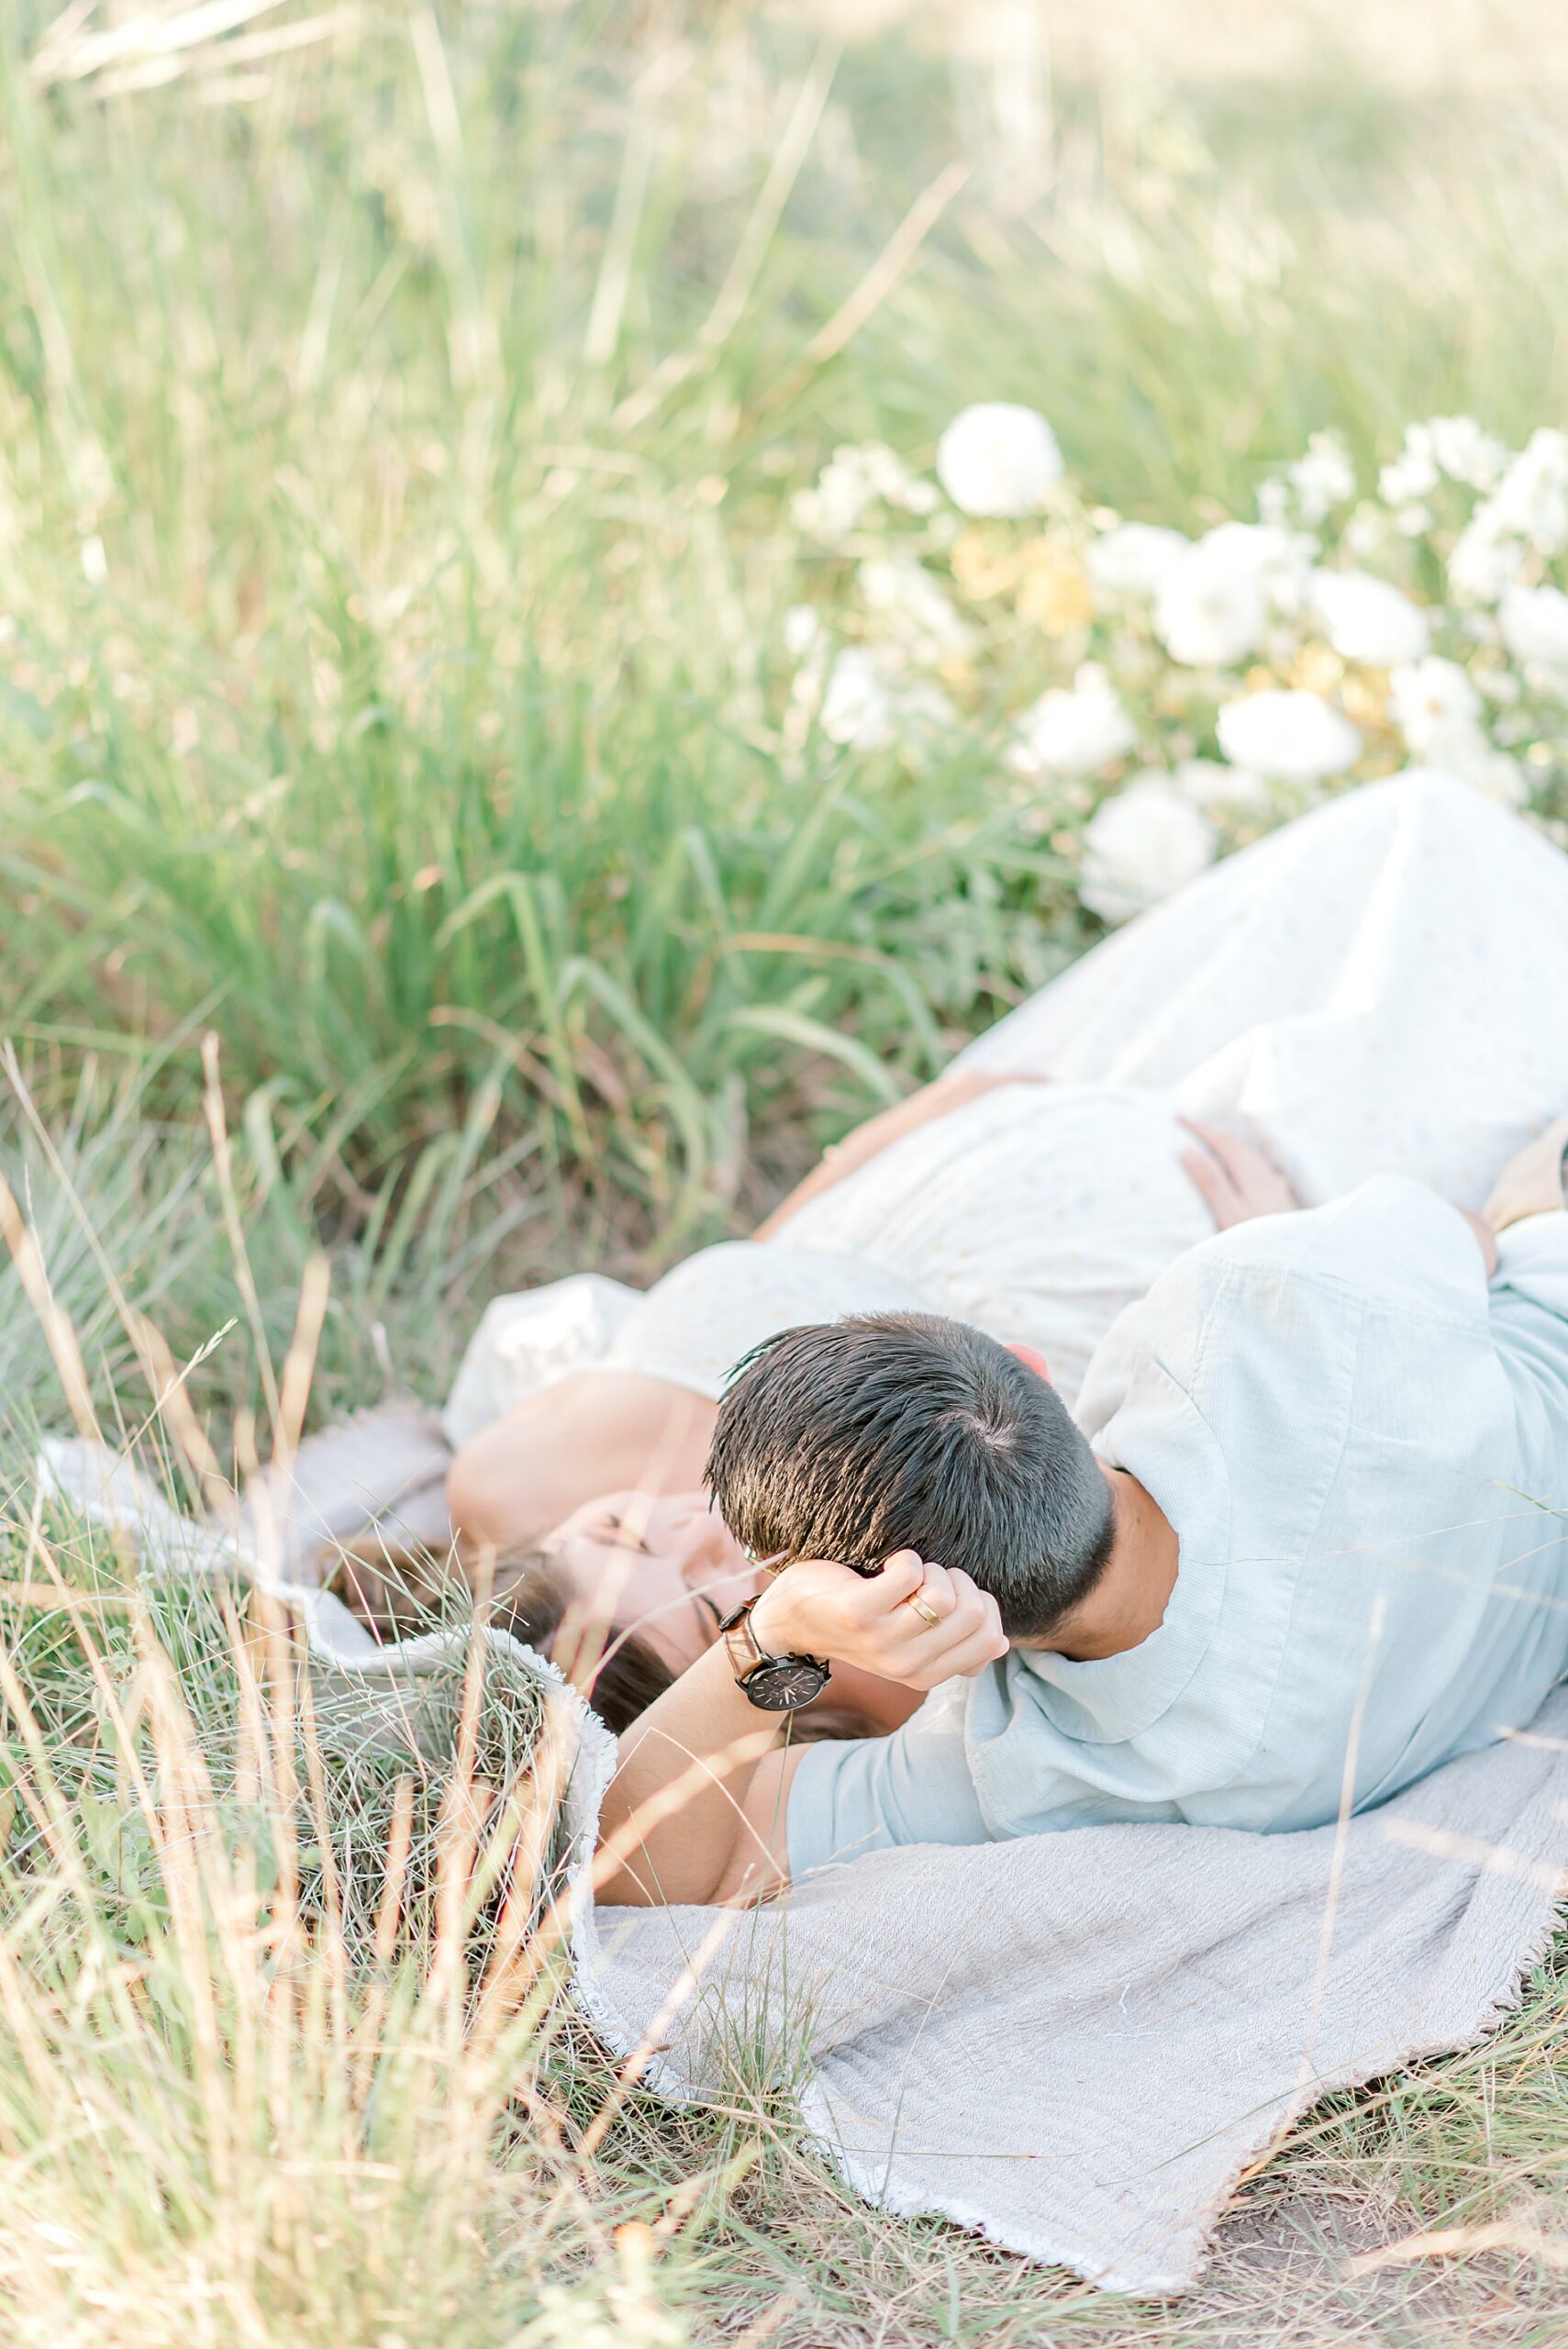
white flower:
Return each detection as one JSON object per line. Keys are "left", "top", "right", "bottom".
{"left": 820, "top": 647, "right": 896, "bottom": 748}
{"left": 1006, "top": 662, "right": 1136, "bottom": 776}
{"left": 936, "top": 403, "right": 1062, "bottom": 518}
{"left": 1427, "top": 416, "right": 1508, "bottom": 491}
{"left": 1307, "top": 570, "right": 1430, "bottom": 665}
{"left": 819, "top": 646, "right": 958, "bottom": 753}
{"left": 1154, "top": 541, "right": 1270, "bottom": 668}
{"left": 1448, "top": 429, "right": 1568, "bottom": 604}
{"left": 783, "top": 605, "right": 821, "bottom": 658}
{"left": 858, "top": 555, "right": 973, "bottom": 661}
{"left": 1447, "top": 515, "right": 1523, "bottom": 603}
{"left": 1199, "top": 520, "right": 1316, "bottom": 585}
{"left": 792, "top": 441, "right": 935, "bottom": 543}
{"left": 1284, "top": 429, "right": 1356, "bottom": 526}
{"left": 1379, "top": 428, "right": 1440, "bottom": 506}
{"left": 1387, "top": 655, "right": 1482, "bottom": 751}
{"left": 1486, "top": 428, "right": 1568, "bottom": 553}
{"left": 1499, "top": 582, "right": 1568, "bottom": 675}
{"left": 1086, "top": 522, "right": 1190, "bottom": 595}
{"left": 1173, "top": 756, "right": 1272, "bottom": 811}
{"left": 1079, "top": 776, "right": 1217, "bottom": 924}
{"left": 1215, "top": 689, "right": 1361, "bottom": 781}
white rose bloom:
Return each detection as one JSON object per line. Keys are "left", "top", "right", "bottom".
{"left": 1427, "top": 416, "right": 1508, "bottom": 491}
{"left": 1387, "top": 655, "right": 1482, "bottom": 751}
{"left": 936, "top": 402, "right": 1062, "bottom": 518}
{"left": 820, "top": 647, "right": 897, "bottom": 749}
{"left": 1307, "top": 570, "right": 1429, "bottom": 665}
{"left": 1006, "top": 662, "right": 1136, "bottom": 776}
{"left": 1174, "top": 756, "right": 1272, "bottom": 810}
{"left": 1379, "top": 429, "right": 1440, "bottom": 506}
{"left": 1079, "top": 776, "right": 1218, "bottom": 924}
{"left": 858, "top": 555, "right": 973, "bottom": 661}
{"left": 1499, "top": 583, "right": 1568, "bottom": 676}
{"left": 1086, "top": 522, "right": 1190, "bottom": 595}
{"left": 1154, "top": 546, "right": 1269, "bottom": 667}
{"left": 1215, "top": 689, "right": 1362, "bottom": 781}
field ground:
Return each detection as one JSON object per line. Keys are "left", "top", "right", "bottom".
{"left": 6, "top": 3, "right": 1568, "bottom": 2342}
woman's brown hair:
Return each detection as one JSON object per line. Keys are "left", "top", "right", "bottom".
{"left": 328, "top": 1533, "right": 873, "bottom": 1742}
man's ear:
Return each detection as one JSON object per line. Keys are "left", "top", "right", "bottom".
{"left": 1006, "top": 1341, "right": 1053, "bottom": 1386}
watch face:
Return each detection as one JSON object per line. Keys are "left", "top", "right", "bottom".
{"left": 741, "top": 1657, "right": 830, "bottom": 1712}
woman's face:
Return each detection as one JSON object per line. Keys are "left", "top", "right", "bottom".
{"left": 539, "top": 1489, "right": 758, "bottom": 1675}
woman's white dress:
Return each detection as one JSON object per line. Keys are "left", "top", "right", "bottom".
{"left": 446, "top": 774, "right": 1568, "bottom": 1438}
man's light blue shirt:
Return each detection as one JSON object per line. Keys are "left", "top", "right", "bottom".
{"left": 786, "top": 1178, "right": 1568, "bottom": 1876}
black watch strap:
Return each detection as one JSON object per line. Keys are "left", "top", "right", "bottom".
{"left": 718, "top": 1597, "right": 830, "bottom": 1712}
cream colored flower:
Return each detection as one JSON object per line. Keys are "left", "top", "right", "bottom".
{"left": 1006, "top": 662, "right": 1136, "bottom": 776}
{"left": 937, "top": 403, "right": 1062, "bottom": 518}
{"left": 1307, "top": 570, "right": 1429, "bottom": 666}
{"left": 1216, "top": 689, "right": 1361, "bottom": 781}
{"left": 1154, "top": 551, "right": 1268, "bottom": 668}
{"left": 1387, "top": 656, "right": 1482, "bottom": 751}
{"left": 1079, "top": 775, "right": 1217, "bottom": 923}
{"left": 1153, "top": 522, "right": 1311, "bottom": 668}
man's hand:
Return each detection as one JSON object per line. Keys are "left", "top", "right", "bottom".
{"left": 751, "top": 1550, "right": 1007, "bottom": 1692}
{"left": 1179, "top": 1118, "right": 1302, "bottom": 1230}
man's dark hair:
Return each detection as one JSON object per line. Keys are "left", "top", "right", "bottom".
{"left": 706, "top": 1311, "right": 1114, "bottom": 1640}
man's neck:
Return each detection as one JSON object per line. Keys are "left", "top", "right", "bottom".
{"left": 1030, "top": 1465, "right": 1180, "bottom": 1661}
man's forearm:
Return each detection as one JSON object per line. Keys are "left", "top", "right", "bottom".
{"left": 595, "top": 1643, "right": 786, "bottom": 1907}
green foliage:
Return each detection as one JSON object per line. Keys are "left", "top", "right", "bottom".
{"left": 6, "top": 2, "right": 1568, "bottom": 1259}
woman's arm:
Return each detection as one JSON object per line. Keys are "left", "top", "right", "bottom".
{"left": 595, "top": 1551, "right": 1006, "bottom": 1908}
{"left": 752, "top": 1070, "right": 1049, "bottom": 1241}
{"left": 1180, "top": 1117, "right": 1501, "bottom": 1274}
{"left": 447, "top": 1371, "right": 717, "bottom": 1553}
{"left": 1483, "top": 1113, "right": 1568, "bottom": 1233}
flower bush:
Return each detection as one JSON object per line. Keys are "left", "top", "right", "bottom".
{"left": 784, "top": 407, "right": 1568, "bottom": 925}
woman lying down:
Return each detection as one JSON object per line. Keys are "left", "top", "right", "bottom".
{"left": 425, "top": 772, "right": 1568, "bottom": 1905}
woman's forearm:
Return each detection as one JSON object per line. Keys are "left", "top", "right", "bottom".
{"left": 595, "top": 1642, "right": 789, "bottom": 1907}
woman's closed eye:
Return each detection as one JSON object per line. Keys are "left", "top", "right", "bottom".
{"left": 591, "top": 1510, "right": 651, "bottom": 1553}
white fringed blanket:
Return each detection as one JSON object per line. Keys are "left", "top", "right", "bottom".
{"left": 44, "top": 1421, "right": 1568, "bottom": 2296}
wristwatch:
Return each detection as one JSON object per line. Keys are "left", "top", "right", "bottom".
{"left": 719, "top": 1596, "right": 830, "bottom": 1712}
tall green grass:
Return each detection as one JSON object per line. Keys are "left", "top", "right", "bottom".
{"left": 7, "top": 1, "right": 1568, "bottom": 1264}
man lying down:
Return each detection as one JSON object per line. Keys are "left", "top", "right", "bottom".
{"left": 595, "top": 1114, "right": 1568, "bottom": 1909}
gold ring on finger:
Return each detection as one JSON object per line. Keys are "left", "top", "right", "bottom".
{"left": 903, "top": 1592, "right": 941, "bottom": 1629}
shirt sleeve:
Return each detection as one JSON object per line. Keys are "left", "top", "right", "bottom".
{"left": 784, "top": 1688, "right": 992, "bottom": 1880}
